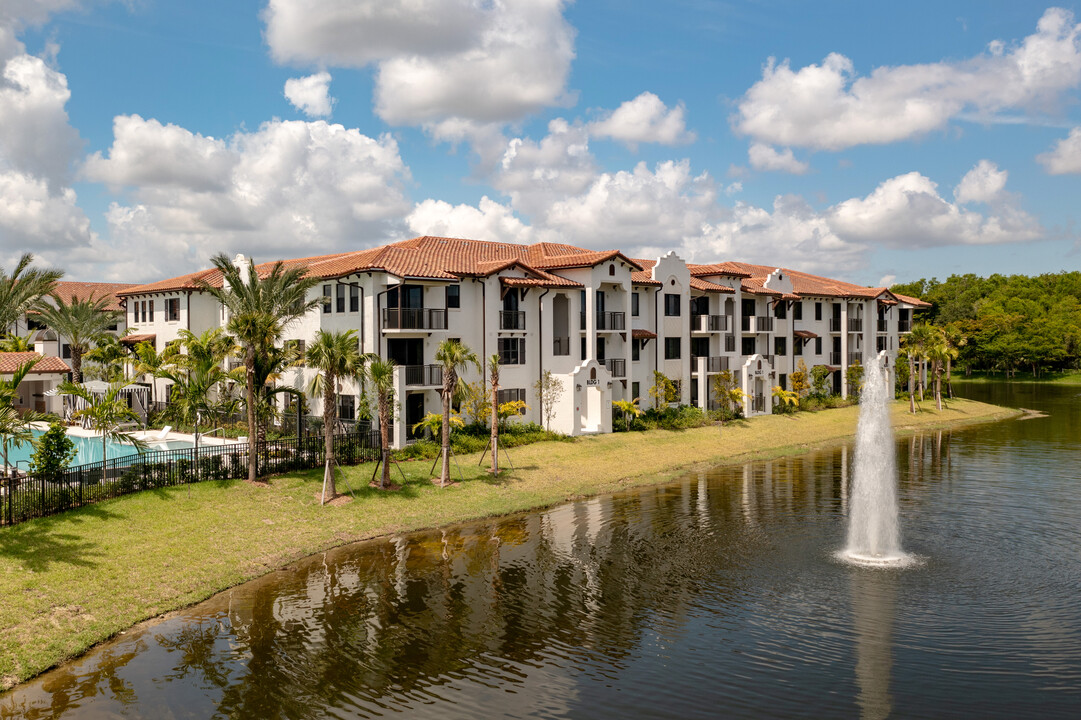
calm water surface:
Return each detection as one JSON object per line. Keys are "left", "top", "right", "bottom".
{"left": 2, "top": 383, "right": 1079, "bottom": 718}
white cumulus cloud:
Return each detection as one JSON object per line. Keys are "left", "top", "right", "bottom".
{"left": 407, "top": 196, "right": 534, "bottom": 244}
{"left": 735, "top": 8, "right": 1081, "bottom": 150}
{"left": 954, "top": 159, "right": 1008, "bottom": 204}
{"left": 589, "top": 92, "right": 695, "bottom": 148}
{"left": 1037, "top": 126, "right": 1081, "bottom": 173}
{"left": 284, "top": 71, "right": 335, "bottom": 117}
{"left": 747, "top": 143, "right": 809, "bottom": 174}
{"left": 0, "top": 170, "right": 94, "bottom": 249}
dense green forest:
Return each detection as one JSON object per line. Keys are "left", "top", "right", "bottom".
{"left": 891, "top": 272, "right": 1081, "bottom": 376}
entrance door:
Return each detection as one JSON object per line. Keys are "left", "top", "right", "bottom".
{"left": 406, "top": 393, "right": 426, "bottom": 439}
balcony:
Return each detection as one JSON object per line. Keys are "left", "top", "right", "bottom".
{"left": 898, "top": 319, "right": 912, "bottom": 333}
{"left": 724, "top": 335, "right": 736, "bottom": 353}
{"left": 403, "top": 364, "right": 443, "bottom": 387}
{"left": 382, "top": 308, "right": 447, "bottom": 331}
{"left": 597, "top": 311, "right": 626, "bottom": 331}
{"left": 604, "top": 358, "right": 626, "bottom": 377}
{"left": 741, "top": 315, "right": 774, "bottom": 333}
{"left": 848, "top": 318, "right": 864, "bottom": 333}
{"left": 829, "top": 318, "right": 843, "bottom": 333}
{"left": 848, "top": 351, "right": 864, "bottom": 367}
{"left": 499, "top": 310, "right": 526, "bottom": 330}
{"left": 692, "top": 355, "right": 730, "bottom": 374}
{"left": 829, "top": 351, "right": 842, "bottom": 365}
{"left": 692, "top": 314, "right": 729, "bottom": 333}
{"left": 552, "top": 336, "right": 571, "bottom": 356}
{"left": 877, "top": 319, "right": 888, "bottom": 332}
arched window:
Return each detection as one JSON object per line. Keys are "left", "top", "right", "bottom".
{"left": 609, "top": 264, "right": 615, "bottom": 276}
{"left": 590, "top": 367, "right": 597, "bottom": 381}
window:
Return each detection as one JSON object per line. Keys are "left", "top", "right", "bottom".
{"left": 774, "top": 337, "right": 787, "bottom": 356}
{"left": 498, "top": 337, "right": 525, "bottom": 365}
{"left": 608, "top": 264, "right": 615, "bottom": 276}
{"left": 148, "top": 300, "right": 154, "bottom": 322}
{"left": 793, "top": 302, "right": 803, "bottom": 321}
{"left": 815, "top": 301, "right": 822, "bottom": 321}
{"left": 742, "top": 337, "right": 756, "bottom": 356}
{"left": 497, "top": 388, "right": 527, "bottom": 411}
{"left": 336, "top": 284, "right": 346, "bottom": 313}
{"left": 596, "top": 337, "right": 605, "bottom": 361}
{"left": 664, "top": 293, "right": 680, "bottom": 316}
{"left": 631, "top": 292, "right": 640, "bottom": 317}
{"left": 338, "top": 394, "right": 356, "bottom": 421}
{"left": 664, "top": 337, "right": 681, "bottom": 359}
{"left": 779, "top": 374, "right": 787, "bottom": 390}
{"left": 446, "top": 285, "right": 460, "bottom": 309}
{"left": 166, "top": 298, "right": 180, "bottom": 321}
{"left": 814, "top": 337, "right": 823, "bottom": 355}
{"left": 350, "top": 284, "right": 359, "bottom": 312}
{"left": 62, "top": 344, "right": 71, "bottom": 359}
{"left": 580, "top": 336, "right": 586, "bottom": 361}
{"left": 774, "top": 302, "right": 786, "bottom": 319}
{"left": 323, "top": 284, "right": 332, "bottom": 314}
{"left": 140, "top": 301, "right": 147, "bottom": 323}
{"left": 632, "top": 382, "right": 640, "bottom": 400}
{"left": 632, "top": 339, "right": 640, "bottom": 361}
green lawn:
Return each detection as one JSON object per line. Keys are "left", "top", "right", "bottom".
{"left": 0, "top": 398, "right": 1017, "bottom": 690}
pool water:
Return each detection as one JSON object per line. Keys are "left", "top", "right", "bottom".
{"left": 2, "top": 429, "right": 194, "bottom": 470}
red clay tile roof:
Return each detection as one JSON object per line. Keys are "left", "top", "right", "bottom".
{"left": 120, "top": 333, "right": 156, "bottom": 345}
{"left": 740, "top": 278, "right": 783, "bottom": 296}
{"left": 0, "top": 352, "right": 70, "bottom": 374}
{"left": 793, "top": 330, "right": 819, "bottom": 339}
{"left": 631, "top": 328, "right": 657, "bottom": 339}
{"left": 629, "top": 259, "right": 662, "bottom": 286}
{"left": 893, "top": 292, "right": 932, "bottom": 308}
{"left": 690, "top": 277, "right": 735, "bottom": 294}
{"left": 688, "top": 262, "right": 752, "bottom": 278}
{"left": 51, "top": 282, "right": 136, "bottom": 311}
{"left": 725, "top": 261, "right": 908, "bottom": 302}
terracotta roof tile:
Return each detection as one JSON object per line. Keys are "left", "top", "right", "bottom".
{"left": 0, "top": 352, "right": 70, "bottom": 374}
{"left": 52, "top": 282, "right": 136, "bottom": 311}
{"left": 120, "top": 333, "right": 156, "bottom": 345}
{"left": 893, "top": 292, "right": 932, "bottom": 308}
{"left": 631, "top": 328, "right": 657, "bottom": 339}
{"left": 793, "top": 330, "right": 819, "bottom": 339}
{"left": 690, "top": 277, "right": 735, "bottom": 294}
{"left": 688, "top": 262, "right": 752, "bottom": 278}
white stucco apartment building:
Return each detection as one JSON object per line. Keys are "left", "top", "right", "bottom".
{"left": 116, "top": 236, "right": 929, "bottom": 448}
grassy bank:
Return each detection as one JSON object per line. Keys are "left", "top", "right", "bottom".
{"left": 0, "top": 398, "right": 1016, "bottom": 690}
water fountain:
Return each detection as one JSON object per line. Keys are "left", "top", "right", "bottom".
{"left": 842, "top": 352, "right": 913, "bottom": 567}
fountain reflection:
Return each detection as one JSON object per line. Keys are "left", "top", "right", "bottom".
{"left": 850, "top": 568, "right": 897, "bottom": 720}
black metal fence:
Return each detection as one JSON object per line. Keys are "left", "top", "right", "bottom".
{"left": 1, "top": 424, "right": 381, "bottom": 527}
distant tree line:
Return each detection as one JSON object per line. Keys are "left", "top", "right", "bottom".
{"left": 891, "top": 272, "right": 1081, "bottom": 376}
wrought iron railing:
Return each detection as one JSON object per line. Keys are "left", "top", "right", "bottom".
{"left": 848, "top": 318, "right": 863, "bottom": 332}
{"left": 692, "top": 355, "right": 729, "bottom": 373}
{"left": 877, "top": 319, "right": 888, "bottom": 332}
{"left": 898, "top": 319, "right": 912, "bottom": 332}
{"left": 597, "top": 311, "right": 626, "bottom": 331}
{"left": 829, "top": 318, "right": 843, "bottom": 332}
{"left": 829, "top": 351, "right": 842, "bottom": 364}
{"left": 382, "top": 308, "right": 448, "bottom": 330}
{"left": 499, "top": 311, "right": 526, "bottom": 330}
{"left": 403, "top": 364, "right": 443, "bottom": 387}
{"left": 552, "top": 336, "right": 571, "bottom": 356}
{"left": 692, "top": 314, "right": 728, "bottom": 332}
{"left": 604, "top": 358, "right": 626, "bottom": 377}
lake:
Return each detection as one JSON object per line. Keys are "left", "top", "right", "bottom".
{"left": 1, "top": 382, "right": 1078, "bottom": 718}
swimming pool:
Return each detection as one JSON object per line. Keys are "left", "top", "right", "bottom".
{"left": 3, "top": 429, "right": 194, "bottom": 471}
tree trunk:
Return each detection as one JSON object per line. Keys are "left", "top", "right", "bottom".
{"left": 946, "top": 357, "right": 953, "bottom": 399}
{"left": 918, "top": 357, "right": 926, "bottom": 401}
{"left": 935, "top": 361, "right": 943, "bottom": 411}
{"left": 379, "top": 394, "right": 390, "bottom": 488}
{"left": 908, "top": 354, "right": 915, "bottom": 414}
{"left": 245, "top": 345, "right": 257, "bottom": 483}
{"left": 490, "top": 366, "right": 499, "bottom": 476}
{"left": 72, "top": 350, "right": 83, "bottom": 384}
{"left": 440, "top": 371, "right": 452, "bottom": 487}
{"left": 323, "top": 373, "right": 337, "bottom": 500}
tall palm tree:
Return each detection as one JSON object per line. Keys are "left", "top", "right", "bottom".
{"left": 927, "top": 328, "right": 959, "bottom": 412}
{"left": 0, "top": 253, "right": 62, "bottom": 336}
{"left": 198, "top": 254, "right": 321, "bottom": 483}
{"left": 434, "top": 339, "right": 479, "bottom": 487}
{"left": 898, "top": 343, "right": 917, "bottom": 414}
{"left": 84, "top": 333, "right": 129, "bottom": 381}
{"left": 487, "top": 354, "right": 500, "bottom": 475}
{"left": 943, "top": 323, "right": 967, "bottom": 399}
{"left": 0, "top": 334, "right": 34, "bottom": 352}
{"left": 133, "top": 340, "right": 167, "bottom": 410}
{"left": 366, "top": 358, "right": 396, "bottom": 489}
{"left": 0, "top": 356, "right": 43, "bottom": 477}
{"left": 306, "top": 330, "right": 365, "bottom": 501}
{"left": 907, "top": 324, "right": 937, "bottom": 402}
{"left": 251, "top": 343, "right": 303, "bottom": 444}
{"left": 36, "top": 292, "right": 120, "bottom": 383}
{"left": 57, "top": 380, "right": 147, "bottom": 471}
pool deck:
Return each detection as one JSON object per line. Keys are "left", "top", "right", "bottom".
{"left": 31, "top": 423, "right": 242, "bottom": 447}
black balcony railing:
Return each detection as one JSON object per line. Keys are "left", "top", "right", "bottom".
{"left": 899, "top": 319, "right": 912, "bottom": 332}
{"left": 604, "top": 358, "right": 626, "bottom": 377}
{"left": 499, "top": 310, "right": 526, "bottom": 330}
{"left": 848, "top": 318, "right": 863, "bottom": 333}
{"left": 597, "top": 311, "right": 626, "bottom": 331}
{"left": 552, "top": 336, "right": 571, "bottom": 356}
{"left": 403, "top": 364, "right": 443, "bottom": 387}
{"left": 848, "top": 352, "right": 864, "bottom": 367}
{"left": 382, "top": 307, "right": 447, "bottom": 330}
{"left": 692, "top": 314, "right": 728, "bottom": 332}
{"left": 724, "top": 335, "right": 736, "bottom": 353}
{"left": 877, "top": 319, "right": 888, "bottom": 332}
{"left": 692, "top": 355, "right": 730, "bottom": 373}
{"left": 829, "top": 351, "right": 842, "bottom": 364}
{"left": 755, "top": 316, "right": 774, "bottom": 332}
{"left": 829, "top": 318, "right": 843, "bottom": 332}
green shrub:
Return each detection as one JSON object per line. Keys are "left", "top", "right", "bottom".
{"left": 29, "top": 422, "right": 77, "bottom": 481}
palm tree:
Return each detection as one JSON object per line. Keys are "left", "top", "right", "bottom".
{"left": 613, "top": 397, "right": 643, "bottom": 431}
{"left": 434, "top": 339, "right": 479, "bottom": 487}
{"left": 57, "top": 380, "right": 147, "bottom": 471}
{"left": 0, "top": 253, "right": 62, "bottom": 336}
{"left": 198, "top": 254, "right": 321, "bottom": 483}
{"left": 0, "top": 334, "right": 34, "bottom": 352}
{"left": 251, "top": 343, "right": 303, "bottom": 444}
{"left": 366, "top": 358, "right": 396, "bottom": 489}
{"left": 898, "top": 343, "right": 917, "bottom": 414}
{"left": 487, "top": 354, "right": 500, "bottom": 475}
{"left": 36, "top": 292, "right": 120, "bottom": 383}
{"left": 306, "top": 330, "right": 365, "bottom": 501}
{"left": 133, "top": 340, "right": 167, "bottom": 411}
{"left": 0, "top": 356, "right": 43, "bottom": 477}
{"left": 927, "top": 328, "right": 959, "bottom": 412}
{"left": 84, "top": 333, "right": 129, "bottom": 381}
{"left": 907, "top": 324, "right": 937, "bottom": 402}
{"left": 943, "top": 323, "right": 967, "bottom": 399}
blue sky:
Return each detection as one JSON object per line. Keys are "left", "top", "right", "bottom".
{"left": 1, "top": 0, "right": 1079, "bottom": 286}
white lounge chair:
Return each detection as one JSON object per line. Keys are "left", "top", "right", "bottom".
{"left": 155, "top": 426, "right": 172, "bottom": 441}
